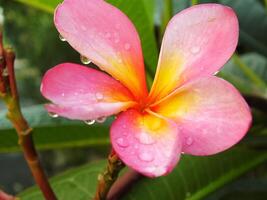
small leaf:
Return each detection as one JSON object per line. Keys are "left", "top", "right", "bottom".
{"left": 19, "top": 148, "right": 267, "bottom": 200}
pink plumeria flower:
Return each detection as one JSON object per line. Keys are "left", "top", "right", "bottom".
{"left": 41, "top": 0, "right": 252, "bottom": 177}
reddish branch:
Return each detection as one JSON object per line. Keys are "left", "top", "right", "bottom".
{"left": 0, "top": 33, "right": 57, "bottom": 200}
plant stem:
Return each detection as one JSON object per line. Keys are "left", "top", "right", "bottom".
{"left": 0, "top": 44, "right": 57, "bottom": 199}
{"left": 107, "top": 169, "right": 142, "bottom": 200}
{"left": 94, "top": 150, "right": 125, "bottom": 200}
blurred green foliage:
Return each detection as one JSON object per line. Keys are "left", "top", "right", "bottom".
{"left": 0, "top": 0, "right": 267, "bottom": 199}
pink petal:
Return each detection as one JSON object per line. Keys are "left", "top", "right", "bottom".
{"left": 54, "top": 0, "right": 148, "bottom": 101}
{"left": 149, "top": 4, "right": 239, "bottom": 103}
{"left": 110, "top": 109, "right": 181, "bottom": 177}
{"left": 41, "top": 63, "right": 136, "bottom": 120}
{"left": 152, "top": 76, "right": 251, "bottom": 156}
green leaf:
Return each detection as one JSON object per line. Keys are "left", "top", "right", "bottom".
{"left": 19, "top": 148, "right": 267, "bottom": 199}
{"left": 220, "top": 0, "right": 267, "bottom": 57}
{"left": 14, "top": 0, "right": 158, "bottom": 74}
{"left": 219, "top": 53, "right": 267, "bottom": 98}
{"left": 0, "top": 105, "right": 110, "bottom": 152}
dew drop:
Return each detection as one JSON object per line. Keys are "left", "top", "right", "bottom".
{"left": 122, "top": 132, "right": 127, "bottom": 136}
{"left": 145, "top": 166, "right": 166, "bottom": 176}
{"left": 186, "top": 137, "right": 193, "bottom": 146}
{"left": 118, "top": 58, "right": 123, "bottom": 64}
{"left": 138, "top": 152, "right": 154, "bottom": 162}
{"left": 48, "top": 112, "right": 58, "bottom": 118}
{"left": 135, "top": 132, "right": 155, "bottom": 145}
{"left": 2, "top": 68, "right": 8, "bottom": 76}
{"left": 80, "top": 55, "right": 91, "bottom": 65}
{"left": 115, "top": 23, "right": 120, "bottom": 29}
{"left": 104, "top": 32, "right": 111, "bottom": 39}
{"left": 124, "top": 43, "right": 131, "bottom": 50}
{"left": 95, "top": 92, "right": 104, "bottom": 101}
{"left": 96, "top": 116, "right": 106, "bottom": 123}
{"left": 114, "top": 38, "right": 120, "bottom": 44}
{"left": 190, "top": 46, "right": 201, "bottom": 54}
{"left": 59, "top": 34, "right": 66, "bottom": 41}
{"left": 84, "top": 119, "right": 95, "bottom": 125}
{"left": 81, "top": 25, "right": 87, "bottom": 31}
{"left": 214, "top": 71, "right": 219, "bottom": 75}
{"left": 116, "top": 137, "right": 129, "bottom": 148}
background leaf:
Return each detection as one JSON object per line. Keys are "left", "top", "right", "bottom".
{"left": 19, "top": 148, "right": 267, "bottom": 200}
{"left": 14, "top": 0, "right": 159, "bottom": 74}
{"left": 0, "top": 105, "right": 110, "bottom": 152}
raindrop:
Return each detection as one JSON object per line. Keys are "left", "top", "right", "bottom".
{"left": 80, "top": 55, "right": 91, "bottom": 65}
{"left": 190, "top": 46, "right": 201, "bottom": 54}
{"left": 84, "top": 119, "right": 95, "bottom": 125}
{"left": 118, "top": 58, "right": 123, "bottom": 64}
{"left": 135, "top": 132, "right": 155, "bottom": 145}
{"left": 186, "top": 137, "right": 193, "bottom": 146}
{"left": 116, "top": 137, "right": 129, "bottom": 148}
{"left": 95, "top": 92, "right": 104, "bottom": 101}
{"left": 124, "top": 43, "right": 131, "bottom": 50}
{"left": 96, "top": 116, "right": 106, "bottom": 123}
{"left": 138, "top": 152, "right": 154, "bottom": 162}
{"left": 115, "top": 23, "right": 120, "bottom": 30}
{"left": 59, "top": 34, "right": 66, "bottom": 41}
{"left": 81, "top": 25, "right": 87, "bottom": 31}
{"left": 48, "top": 112, "right": 58, "bottom": 118}
{"left": 104, "top": 32, "right": 111, "bottom": 39}
{"left": 114, "top": 38, "right": 120, "bottom": 44}
{"left": 214, "top": 71, "right": 219, "bottom": 75}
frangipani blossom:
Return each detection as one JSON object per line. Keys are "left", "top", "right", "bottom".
{"left": 41, "top": 0, "right": 252, "bottom": 177}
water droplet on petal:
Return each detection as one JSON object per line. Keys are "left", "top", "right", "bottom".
{"left": 2, "top": 68, "right": 8, "bottom": 76}
{"left": 135, "top": 132, "right": 155, "bottom": 145}
{"left": 145, "top": 166, "right": 166, "bottom": 176}
{"left": 96, "top": 116, "right": 106, "bottom": 123}
{"left": 116, "top": 137, "right": 129, "bottom": 148}
{"left": 80, "top": 55, "right": 91, "bottom": 65}
{"left": 115, "top": 23, "right": 120, "bottom": 29}
{"left": 59, "top": 34, "right": 66, "bottom": 41}
{"left": 214, "top": 71, "right": 219, "bottom": 75}
{"left": 48, "top": 112, "right": 58, "bottom": 118}
{"left": 186, "top": 137, "right": 193, "bottom": 146}
{"left": 124, "top": 43, "right": 131, "bottom": 50}
{"left": 84, "top": 119, "right": 95, "bottom": 125}
{"left": 138, "top": 152, "right": 154, "bottom": 162}
{"left": 95, "top": 92, "right": 104, "bottom": 101}
{"left": 81, "top": 25, "right": 87, "bottom": 31}
{"left": 190, "top": 46, "right": 201, "bottom": 54}
{"left": 118, "top": 58, "right": 123, "bottom": 64}
{"left": 104, "top": 32, "right": 111, "bottom": 39}
{"left": 114, "top": 38, "right": 120, "bottom": 44}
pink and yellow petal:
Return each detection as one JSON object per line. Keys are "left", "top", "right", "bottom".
{"left": 152, "top": 76, "right": 251, "bottom": 156}
{"left": 149, "top": 4, "right": 239, "bottom": 103}
{"left": 110, "top": 109, "right": 181, "bottom": 177}
{"left": 54, "top": 0, "right": 148, "bottom": 101}
{"left": 41, "top": 63, "right": 136, "bottom": 120}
